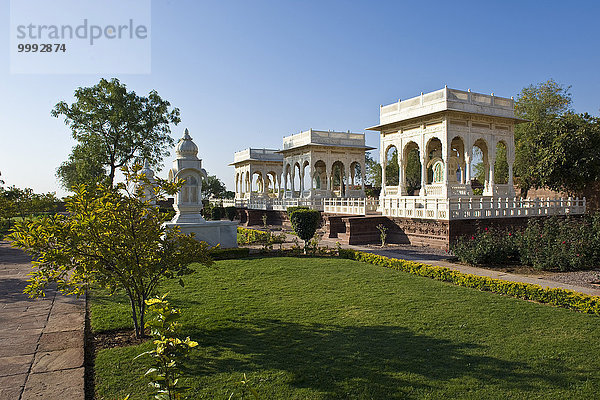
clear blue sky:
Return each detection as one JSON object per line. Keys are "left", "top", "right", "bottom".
{"left": 1, "top": 0, "right": 599, "bottom": 197}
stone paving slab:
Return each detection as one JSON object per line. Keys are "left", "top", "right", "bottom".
{"left": 21, "top": 368, "right": 85, "bottom": 400}
{"left": 0, "top": 355, "right": 34, "bottom": 377}
{"left": 0, "top": 241, "right": 85, "bottom": 400}
{"left": 38, "top": 330, "right": 84, "bottom": 352}
{"left": 31, "top": 347, "right": 84, "bottom": 374}
{"left": 0, "top": 374, "right": 28, "bottom": 399}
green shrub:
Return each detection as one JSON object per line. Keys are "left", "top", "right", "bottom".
{"left": 237, "top": 227, "right": 285, "bottom": 246}
{"left": 210, "top": 247, "right": 250, "bottom": 260}
{"left": 210, "top": 206, "right": 225, "bottom": 220}
{"left": 339, "top": 249, "right": 600, "bottom": 316}
{"left": 225, "top": 206, "right": 237, "bottom": 221}
{"left": 290, "top": 209, "right": 321, "bottom": 252}
{"left": 452, "top": 227, "right": 520, "bottom": 266}
{"left": 237, "top": 227, "right": 270, "bottom": 244}
{"left": 286, "top": 206, "right": 309, "bottom": 220}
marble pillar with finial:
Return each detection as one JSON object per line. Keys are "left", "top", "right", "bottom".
{"left": 163, "top": 128, "right": 238, "bottom": 248}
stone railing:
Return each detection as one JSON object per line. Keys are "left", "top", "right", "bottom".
{"left": 449, "top": 183, "right": 471, "bottom": 197}
{"left": 381, "top": 197, "right": 448, "bottom": 220}
{"left": 323, "top": 198, "right": 366, "bottom": 215}
{"left": 449, "top": 197, "right": 586, "bottom": 219}
{"left": 384, "top": 186, "right": 399, "bottom": 196}
{"left": 425, "top": 184, "right": 444, "bottom": 197}
{"left": 380, "top": 196, "right": 585, "bottom": 220}
{"left": 272, "top": 198, "right": 324, "bottom": 211}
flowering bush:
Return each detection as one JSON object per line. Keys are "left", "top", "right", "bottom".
{"left": 452, "top": 227, "right": 520, "bottom": 266}
{"left": 453, "top": 215, "right": 600, "bottom": 271}
{"left": 521, "top": 216, "right": 600, "bottom": 271}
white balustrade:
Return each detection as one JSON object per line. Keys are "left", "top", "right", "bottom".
{"left": 216, "top": 195, "right": 586, "bottom": 220}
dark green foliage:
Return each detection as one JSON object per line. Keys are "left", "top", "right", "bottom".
{"left": 225, "top": 206, "right": 237, "bottom": 221}
{"left": 385, "top": 147, "right": 399, "bottom": 186}
{"left": 210, "top": 206, "right": 225, "bottom": 220}
{"left": 289, "top": 209, "right": 321, "bottom": 249}
{"left": 513, "top": 80, "right": 600, "bottom": 194}
{"left": 520, "top": 216, "right": 600, "bottom": 271}
{"left": 404, "top": 149, "right": 422, "bottom": 195}
{"left": 453, "top": 216, "right": 600, "bottom": 272}
{"left": 203, "top": 175, "right": 234, "bottom": 199}
{"left": 452, "top": 227, "right": 520, "bottom": 266}
{"left": 209, "top": 247, "right": 250, "bottom": 260}
{"left": 286, "top": 206, "right": 308, "bottom": 219}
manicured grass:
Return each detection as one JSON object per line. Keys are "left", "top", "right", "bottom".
{"left": 92, "top": 257, "right": 600, "bottom": 399}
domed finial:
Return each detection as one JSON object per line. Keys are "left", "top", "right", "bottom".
{"left": 175, "top": 128, "right": 199, "bottom": 160}
{"left": 140, "top": 159, "right": 155, "bottom": 179}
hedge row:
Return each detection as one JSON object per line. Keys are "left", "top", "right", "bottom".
{"left": 339, "top": 249, "right": 600, "bottom": 316}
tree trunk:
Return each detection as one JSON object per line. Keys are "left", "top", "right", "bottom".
{"left": 139, "top": 297, "right": 146, "bottom": 338}
{"left": 108, "top": 166, "right": 116, "bottom": 188}
{"left": 129, "top": 294, "right": 141, "bottom": 338}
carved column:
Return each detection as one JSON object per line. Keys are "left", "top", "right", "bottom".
{"left": 420, "top": 155, "right": 427, "bottom": 197}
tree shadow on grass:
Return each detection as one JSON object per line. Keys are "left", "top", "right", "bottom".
{"left": 182, "top": 319, "right": 587, "bottom": 399}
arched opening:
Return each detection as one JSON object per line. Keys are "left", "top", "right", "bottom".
{"left": 472, "top": 138, "right": 489, "bottom": 195}
{"left": 313, "top": 160, "right": 326, "bottom": 191}
{"left": 245, "top": 171, "right": 250, "bottom": 194}
{"left": 350, "top": 161, "right": 362, "bottom": 189}
{"left": 426, "top": 138, "right": 443, "bottom": 184}
{"left": 293, "top": 162, "right": 301, "bottom": 196}
{"left": 403, "top": 141, "right": 421, "bottom": 196}
{"left": 450, "top": 136, "right": 466, "bottom": 183}
{"left": 283, "top": 164, "right": 292, "bottom": 192}
{"left": 331, "top": 161, "right": 345, "bottom": 197}
{"left": 301, "top": 160, "right": 310, "bottom": 195}
{"left": 494, "top": 141, "right": 508, "bottom": 184}
{"left": 251, "top": 171, "right": 263, "bottom": 195}
{"left": 384, "top": 145, "right": 399, "bottom": 186}
{"left": 266, "top": 171, "right": 278, "bottom": 197}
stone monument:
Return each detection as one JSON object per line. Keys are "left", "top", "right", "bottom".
{"left": 163, "top": 128, "right": 237, "bottom": 248}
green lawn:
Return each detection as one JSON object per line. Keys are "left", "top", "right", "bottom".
{"left": 92, "top": 257, "right": 600, "bottom": 399}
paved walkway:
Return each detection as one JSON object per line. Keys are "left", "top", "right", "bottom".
{"left": 0, "top": 241, "right": 85, "bottom": 400}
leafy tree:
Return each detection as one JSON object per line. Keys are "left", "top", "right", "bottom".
{"left": 56, "top": 142, "right": 107, "bottom": 189}
{"left": 535, "top": 112, "right": 600, "bottom": 193}
{"left": 53, "top": 78, "right": 180, "bottom": 189}
{"left": 0, "top": 186, "right": 58, "bottom": 235}
{"left": 8, "top": 165, "right": 212, "bottom": 338}
{"left": 202, "top": 175, "right": 234, "bottom": 199}
{"left": 365, "top": 152, "right": 382, "bottom": 187}
{"left": 514, "top": 79, "right": 573, "bottom": 194}
{"left": 514, "top": 79, "right": 600, "bottom": 194}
